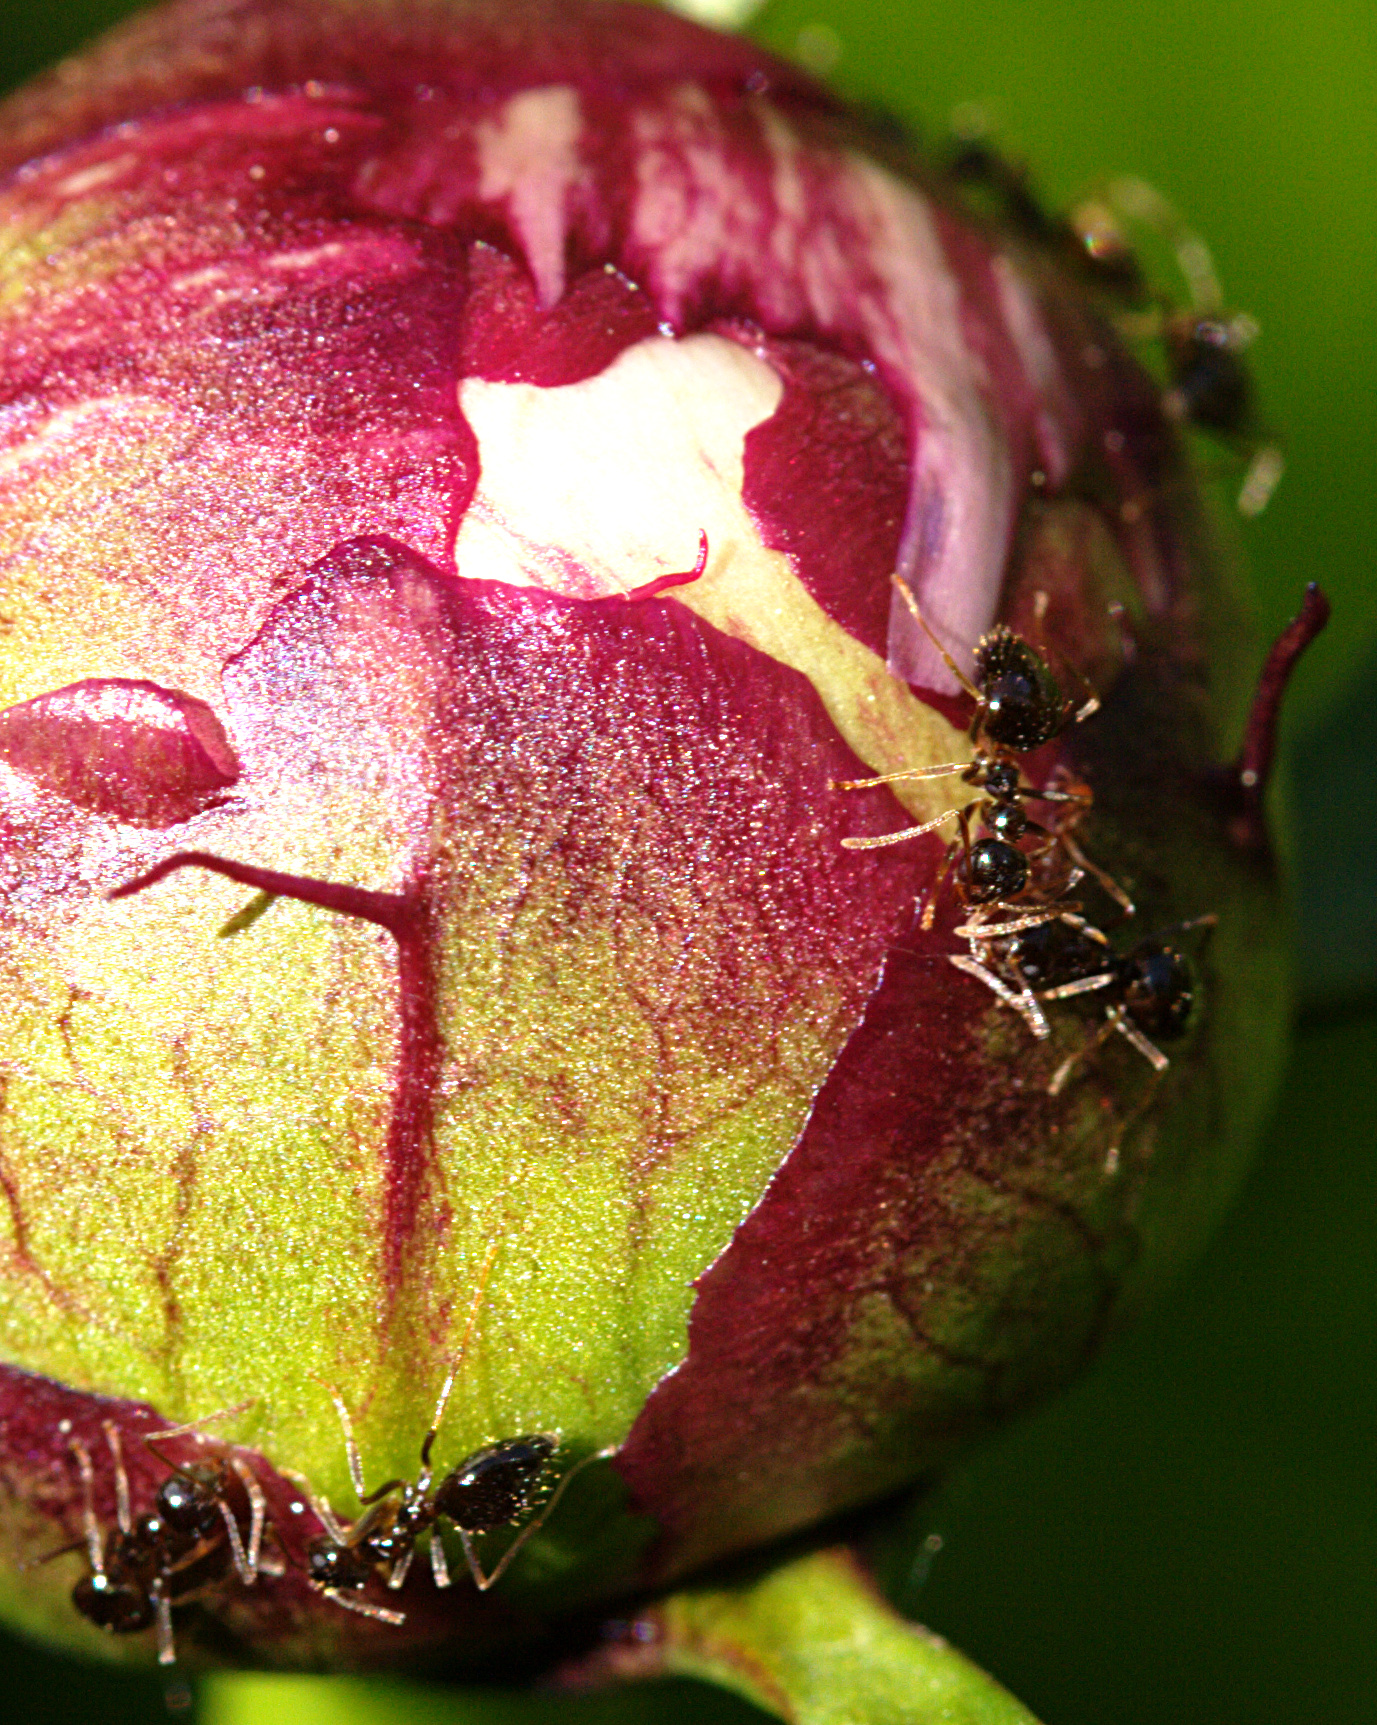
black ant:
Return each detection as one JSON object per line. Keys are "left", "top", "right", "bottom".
{"left": 57, "top": 1409, "right": 269, "bottom": 1663}
{"left": 299, "top": 1388, "right": 610, "bottom": 1623}
{"left": 954, "top": 911, "right": 1215, "bottom": 1092}
{"left": 835, "top": 577, "right": 1131, "bottom": 923}
{"left": 947, "top": 140, "right": 1152, "bottom": 305}
{"left": 946, "top": 147, "right": 1283, "bottom": 517}
{"left": 297, "top": 1246, "right": 610, "bottom": 1623}
{"left": 1073, "top": 176, "right": 1285, "bottom": 517}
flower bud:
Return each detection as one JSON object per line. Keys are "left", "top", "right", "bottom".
{"left": 0, "top": 0, "right": 1300, "bottom": 1671}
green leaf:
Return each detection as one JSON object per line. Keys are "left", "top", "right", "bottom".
{"left": 591, "top": 1547, "right": 1041, "bottom": 1725}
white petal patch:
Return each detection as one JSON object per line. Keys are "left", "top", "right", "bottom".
{"left": 458, "top": 333, "right": 780, "bottom": 600}
{"left": 627, "top": 97, "right": 1016, "bottom": 693}
{"left": 456, "top": 333, "right": 972, "bottom": 820}
{"left": 476, "top": 86, "right": 584, "bottom": 310}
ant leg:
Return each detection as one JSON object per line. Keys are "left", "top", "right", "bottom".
{"left": 216, "top": 1495, "right": 254, "bottom": 1587}
{"left": 954, "top": 906, "right": 1080, "bottom": 941}
{"left": 153, "top": 1587, "right": 177, "bottom": 1666}
{"left": 949, "top": 955, "right": 1050, "bottom": 1040}
{"left": 102, "top": 1422, "right": 132, "bottom": 1537}
{"left": 69, "top": 1437, "right": 105, "bottom": 1573}
{"left": 1039, "top": 972, "right": 1117, "bottom": 1003}
{"left": 1027, "top": 786, "right": 1093, "bottom": 808}
{"left": 1060, "top": 660, "right": 1101, "bottom": 724}
{"left": 1238, "top": 444, "right": 1284, "bottom": 518}
{"left": 831, "top": 761, "right": 969, "bottom": 791}
{"left": 429, "top": 1530, "right": 452, "bottom": 1589}
{"left": 386, "top": 1546, "right": 415, "bottom": 1592}
{"left": 920, "top": 841, "right": 960, "bottom": 930}
{"left": 1145, "top": 912, "right": 1219, "bottom": 941}
{"left": 1048, "top": 1013, "right": 1122, "bottom": 1095}
{"left": 460, "top": 1447, "right": 616, "bottom": 1594}
{"left": 891, "top": 576, "right": 983, "bottom": 701}
{"left": 1057, "top": 830, "right": 1135, "bottom": 918}
{"left": 229, "top": 1457, "right": 266, "bottom": 1578}
{"left": 1111, "top": 1014, "right": 1170, "bottom": 1073}
{"left": 322, "top": 1588, "right": 406, "bottom": 1627}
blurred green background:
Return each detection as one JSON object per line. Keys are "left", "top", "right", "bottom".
{"left": 0, "top": 1, "right": 1372, "bottom": 1720}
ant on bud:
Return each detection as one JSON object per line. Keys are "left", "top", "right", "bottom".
{"left": 834, "top": 576, "right": 1130, "bottom": 925}
{"left": 945, "top": 141, "right": 1283, "bottom": 518}
{"left": 49, "top": 1407, "right": 270, "bottom": 1664}
{"left": 296, "top": 1246, "right": 612, "bottom": 1624}
{"left": 953, "top": 911, "right": 1217, "bottom": 1092}
{"left": 1069, "top": 176, "right": 1286, "bottom": 519}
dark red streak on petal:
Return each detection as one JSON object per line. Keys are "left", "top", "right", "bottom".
{"left": 623, "top": 530, "right": 710, "bottom": 601}
{"left": 109, "top": 852, "right": 439, "bottom": 1310}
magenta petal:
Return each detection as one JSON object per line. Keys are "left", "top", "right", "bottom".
{"left": 0, "top": 679, "right": 239, "bottom": 826}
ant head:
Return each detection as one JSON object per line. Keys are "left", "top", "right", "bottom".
{"left": 1117, "top": 942, "right": 1195, "bottom": 1040}
{"left": 433, "top": 1434, "right": 557, "bottom": 1535}
{"left": 71, "top": 1570, "right": 155, "bottom": 1634}
{"left": 155, "top": 1465, "right": 223, "bottom": 1538}
{"left": 974, "top": 628, "right": 1066, "bottom": 752}
{"left": 306, "top": 1535, "right": 372, "bottom": 1591}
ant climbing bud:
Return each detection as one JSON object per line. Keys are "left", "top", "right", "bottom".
{"left": 0, "top": 0, "right": 1305, "bottom": 1680}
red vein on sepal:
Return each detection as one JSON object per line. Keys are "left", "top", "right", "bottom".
{"left": 110, "top": 853, "right": 440, "bottom": 1315}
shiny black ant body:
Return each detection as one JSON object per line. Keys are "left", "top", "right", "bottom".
{"left": 61, "top": 1413, "right": 267, "bottom": 1663}
{"left": 836, "top": 578, "right": 1130, "bottom": 925}
{"left": 300, "top": 1388, "right": 610, "bottom": 1625}
{"left": 954, "top": 912, "right": 1214, "bottom": 1092}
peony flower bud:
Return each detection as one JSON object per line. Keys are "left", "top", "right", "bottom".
{"left": 0, "top": 0, "right": 1314, "bottom": 1678}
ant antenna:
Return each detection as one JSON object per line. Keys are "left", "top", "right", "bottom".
{"left": 426, "top": 1234, "right": 505, "bottom": 1468}
{"left": 840, "top": 805, "right": 966, "bottom": 852}
{"left": 892, "top": 576, "right": 982, "bottom": 700}
{"left": 279, "top": 1467, "right": 352, "bottom": 1547}
{"left": 154, "top": 1592, "right": 176, "bottom": 1666}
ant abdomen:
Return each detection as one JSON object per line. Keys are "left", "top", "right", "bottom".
{"left": 973, "top": 627, "right": 1068, "bottom": 753}
{"left": 433, "top": 1436, "right": 556, "bottom": 1534}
